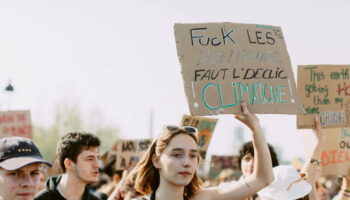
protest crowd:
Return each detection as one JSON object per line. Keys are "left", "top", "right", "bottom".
{"left": 1, "top": 22, "right": 350, "bottom": 200}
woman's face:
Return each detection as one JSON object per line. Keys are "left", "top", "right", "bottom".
{"left": 154, "top": 134, "right": 199, "bottom": 186}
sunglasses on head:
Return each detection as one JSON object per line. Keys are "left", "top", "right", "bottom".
{"left": 164, "top": 125, "right": 197, "bottom": 134}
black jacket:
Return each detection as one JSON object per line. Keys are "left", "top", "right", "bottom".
{"left": 35, "top": 175, "right": 107, "bottom": 200}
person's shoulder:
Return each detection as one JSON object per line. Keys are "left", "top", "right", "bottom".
{"left": 190, "top": 187, "right": 216, "bottom": 200}
{"left": 86, "top": 190, "right": 109, "bottom": 200}
{"left": 34, "top": 188, "right": 55, "bottom": 200}
{"left": 35, "top": 175, "right": 62, "bottom": 200}
{"left": 92, "top": 191, "right": 108, "bottom": 200}
{"left": 131, "top": 195, "right": 151, "bottom": 200}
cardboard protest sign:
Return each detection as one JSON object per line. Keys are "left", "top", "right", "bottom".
{"left": 180, "top": 115, "right": 218, "bottom": 159}
{"left": 174, "top": 23, "right": 301, "bottom": 115}
{"left": 0, "top": 110, "right": 32, "bottom": 138}
{"left": 112, "top": 139, "right": 152, "bottom": 170}
{"left": 321, "top": 128, "right": 350, "bottom": 176}
{"left": 209, "top": 155, "right": 240, "bottom": 179}
{"left": 297, "top": 65, "right": 350, "bottom": 129}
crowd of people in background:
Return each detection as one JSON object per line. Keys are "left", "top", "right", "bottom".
{"left": 1, "top": 102, "right": 350, "bottom": 200}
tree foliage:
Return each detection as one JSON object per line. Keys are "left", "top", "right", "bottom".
{"left": 33, "top": 104, "right": 119, "bottom": 162}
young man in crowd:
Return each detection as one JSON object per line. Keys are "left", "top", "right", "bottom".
{"left": 237, "top": 117, "right": 325, "bottom": 200}
{"left": 0, "top": 136, "right": 51, "bottom": 200}
{"left": 35, "top": 132, "right": 107, "bottom": 200}
{"left": 238, "top": 141, "right": 280, "bottom": 179}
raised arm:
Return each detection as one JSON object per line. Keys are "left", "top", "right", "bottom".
{"left": 107, "top": 170, "right": 128, "bottom": 200}
{"left": 300, "top": 116, "right": 325, "bottom": 200}
{"left": 194, "top": 102, "right": 274, "bottom": 200}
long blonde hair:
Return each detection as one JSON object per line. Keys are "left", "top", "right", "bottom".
{"left": 134, "top": 126, "right": 202, "bottom": 198}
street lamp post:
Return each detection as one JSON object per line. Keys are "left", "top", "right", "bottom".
{"left": 5, "top": 82, "right": 14, "bottom": 92}
{"left": 2, "top": 80, "right": 15, "bottom": 110}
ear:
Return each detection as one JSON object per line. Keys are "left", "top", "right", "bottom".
{"left": 152, "top": 154, "right": 160, "bottom": 169}
{"left": 64, "top": 158, "right": 75, "bottom": 171}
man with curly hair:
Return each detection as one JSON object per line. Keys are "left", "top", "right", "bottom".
{"left": 35, "top": 132, "right": 106, "bottom": 200}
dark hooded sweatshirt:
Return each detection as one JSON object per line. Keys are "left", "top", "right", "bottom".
{"left": 35, "top": 175, "right": 107, "bottom": 200}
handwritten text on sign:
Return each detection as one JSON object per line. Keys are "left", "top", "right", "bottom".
{"left": 113, "top": 139, "right": 152, "bottom": 170}
{"left": 0, "top": 110, "right": 32, "bottom": 139}
{"left": 174, "top": 23, "right": 301, "bottom": 115}
{"left": 321, "top": 128, "right": 350, "bottom": 176}
{"left": 297, "top": 65, "right": 350, "bottom": 129}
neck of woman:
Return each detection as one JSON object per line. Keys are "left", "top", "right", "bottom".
{"left": 155, "top": 177, "right": 185, "bottom": 200}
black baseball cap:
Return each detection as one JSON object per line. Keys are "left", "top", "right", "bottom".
{"left": 0, "top": 136, "right": 51, "bottom": 170}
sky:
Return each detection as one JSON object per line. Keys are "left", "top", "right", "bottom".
{"left": 0, "top": 0, "right": 349, "bottom": 162}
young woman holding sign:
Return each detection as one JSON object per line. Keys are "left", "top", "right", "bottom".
{"left": 131, "top": 101, "right": 274, "bottom": 200}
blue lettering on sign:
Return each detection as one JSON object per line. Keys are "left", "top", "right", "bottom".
{"left": 341, "top": 129, "right": 350, "bottom": 139}
{"left": 202, "top": 83, "right": 219, "bottom": 110}
{"left": 319, "top": 111, "right": 345, "bottom": 126}
{"left": 202, "top": 81, "right": 289, "bottom": 110}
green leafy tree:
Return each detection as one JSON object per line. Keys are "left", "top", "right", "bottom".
{"left": 33, "top": 104, "right": 119, "bottom": 162}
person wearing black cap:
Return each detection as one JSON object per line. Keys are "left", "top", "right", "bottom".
{"left": 0, "top": 136, "right": 51, "bottom": 200}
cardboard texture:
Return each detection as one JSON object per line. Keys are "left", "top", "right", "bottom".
{"left": 297, "top": 65, "right": 350, "bottom": 129}
{"left": 112, "top": 139, "right": 152, "bottom": 170}
{"left": 180, "top": 115, "right": 218, "bottom": 159}
{"left": 321, "top": 128, "right": 350, "bottom": 176}
{"left": 0, "top": 110, "right": 32, "bottom": 139}
{"left": 174, "top": 23, "right": 301, "bottom": 115}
